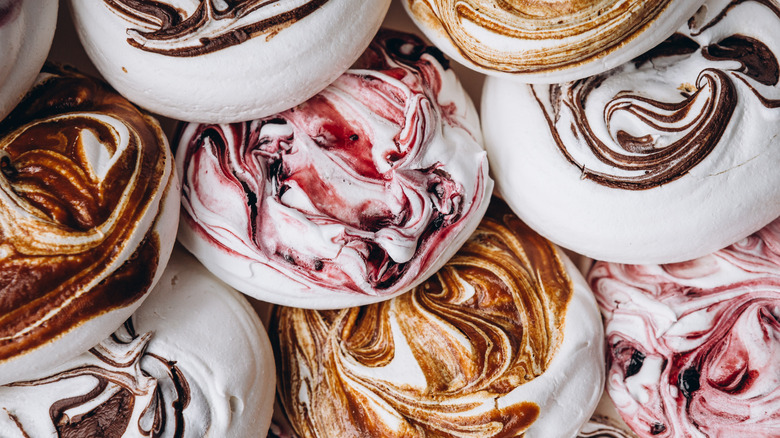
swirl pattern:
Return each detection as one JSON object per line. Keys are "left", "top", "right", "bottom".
{"left": 177, "top": 30, "right": 489, "bottom": 303}
{"left": 590, "top": 218, "right": 780, "bottom": 437}
{"left": 405, "top": 0, "right": 675, "bottom": 73}
{"left": 531, "top": 0, "right": 780, "bottom": 190}
{"left": 271, "top": 198, "right": 575, "bottom": 437}
{"left": 2, "top": 320, "right": 201, "bottom": 437}
{"left": 0, "top": 65, "right": 175, "bottom": 366}
{"left": 103, "top": 0, "right": 330, "bottom": 56}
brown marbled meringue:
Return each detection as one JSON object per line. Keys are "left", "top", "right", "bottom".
{"left": 403, "top": 0, "right": 706, "bottom": 82}
{"left": 0, "top": 64, "right": 178, "bottom": 385}
{"left": 271, "top": 197, "right": 604, "bottom": 438}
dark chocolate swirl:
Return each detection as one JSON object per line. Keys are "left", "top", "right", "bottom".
{"left": 532, "top": 0, "right": 780, "bottom": 190}
{"left": 5, "top": 320, "right": 194, "bottom": 437}
{"left": 0, "top": 65, "right": 173, "bottom": 364}
{"left": 104, "top": 0, "right": 330, "bottom": 56}
{"left": 271, "top": 198, "right": 574, "bottom": 437}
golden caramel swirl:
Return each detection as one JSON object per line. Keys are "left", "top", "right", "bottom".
{"left": 406, "top": 0, "right": 673, "bottom": 73}
{"left": 271, "top": 198, "right": 574, "bottom": 437}
{"left": 0, "top": 65, "right": 173, "bottom": 364}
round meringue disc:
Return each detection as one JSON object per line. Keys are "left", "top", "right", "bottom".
{"left": 402, "top": 0, "right": 706, "bottom": 83}
{"left": 482, "top": 0, "right": 780, "bottom": 264}
{"left": 590, "top": 217, "right": 780, "bottom": 438}
{"left": 0, "top": 246, "right": 276, "bottom": 437}
{"left": 68, "top": 0, "right": 391, "bottom": 123}
{"left": 0, "top": 0, "right": 57, "bottom": 121}
{"left": 270, "top": 197, "right": 604, "bottom": 438}
{"left": 0, "top": 64, "right": 179, "bottom": 385}
{"left": 176, "top": 30, "right": 492, "bottom": 309}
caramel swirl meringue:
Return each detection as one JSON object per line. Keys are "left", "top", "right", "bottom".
{"left": 177, "top": 30, "right": 492, "bottom": 309}
{"left": 403, "top": 0, "right": 705, "bottom": 82}
{"left": 69, "top": 0, "right": 391, "bottom": 122}
{"left": 482, "top": 0, "right": 780, "bottom": 264}
{"left": 590, "top": 218, "right": 780, "bottom": 438}
{"left": 271, "top": 198, "right": 604, "bottom": 438}
{"left": 0, "top": 247, "right": 275, "bottom": 437}
{"left": 0, "top": 0, "right": 57, "bottom": 121}
{"left": 0, "top": 65, "right": 179, "bottom": 385}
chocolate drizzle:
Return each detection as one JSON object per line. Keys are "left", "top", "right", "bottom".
{"left": 0, "top": 64, "right": 171, "bottom": 363}
{"left": 271, "top": 198, "right": 574, "bottom": 437}
{"left": 7, "top": 320, "right": 194, "bottom": 437}
{"left": 405, "top": 0, "right": 674, "bottom": 73}
{"left": 104, "top": 0, "right": 330, "bottom": 56}
{"left": 533, "top": 0, "right": 780, "bottom": 190}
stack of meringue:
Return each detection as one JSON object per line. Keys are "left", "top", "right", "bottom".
{"left": 0, "top": 0, "right": 777, "bottom": 437}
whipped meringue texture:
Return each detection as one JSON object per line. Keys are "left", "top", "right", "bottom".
{"left": 590, "top": 218, "right": 780, "bottom": 438}
{"left": 0, "top": 0, "right": 57, "bottom": 121}
{"left": 0, "top": 246, "right": 276, "bottom": 437}
{"left": 271, "top": 198, "right": 603, "bottom": 438}
{"left": 69, "top": 0, "right": 391, "bottom": 123}
{"left": 177, "top": 30, "right": 492, "bottom": 308}
{"left": 0, "top": 65, "right": 179, "bottom": 385}
{"left": 482, "top": 0, "right": 780, "bottom": 264}
{"left": 403, "top": 0, "right": 706, "bottom": 83}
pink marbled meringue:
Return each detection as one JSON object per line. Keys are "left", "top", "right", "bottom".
{"left": 176, "top": 30, "right": 491, "bottom": 308}
{"left": 589, "top": 219, "right": 780, "bottom": 438}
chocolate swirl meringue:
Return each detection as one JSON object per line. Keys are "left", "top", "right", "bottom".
{"left": 0, "top": 64, "right": 178, "bottom": 384}
{"left": 590, "top": 218, "right": 780, "bottom": 438}
{"left": 2, "top": 320, "right": 200, "bottom": 437}
{"left": 103, "top": 0, "right": 330, "bottom": 56}
{"left": 481, "top": 0, "right": 780, "bottom": 264}
{"left": 403, "top": 0, "right": 705, "bottom": 82}
{"left": 271, "top": 198, "right": 604, "bottom": 438}
{"left": 0, "top": 246, "right": 276, "bottom": 438}
{"left": 177, "top": 30, "right": 491, "bottom": 308}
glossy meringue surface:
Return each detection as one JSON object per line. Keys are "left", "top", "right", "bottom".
{"left": 590, "top": 218, "right": 780, "bottom": 438}
{"left": 177, "top": 30, "right": 492, "bottom": 308}
{"left": 0, "top": 247, "right": 276, "bottom": 437}
{"left": 271, "top": 198, "right": 603, "bottom": 438}
{"left": 0, "top": 64, "right": 179, "bottom": 385}
{"left": 483, "top": 0, "right": 780, "bottom": 264}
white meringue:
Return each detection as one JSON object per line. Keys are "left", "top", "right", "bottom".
{"left": 68, "top": 0, "right": 391, "bottom": 123}
{"left": 0, "top": 0, "right": 57, "bottom": 121}
{"left": 482, "top": 0, "right": 780, "bottom": 264}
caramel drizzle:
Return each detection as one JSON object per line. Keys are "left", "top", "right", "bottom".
{"left": 8, "top": 320, "right": 192, "bottom": 437}
{"left": 533, "top": 0, "right": 780, "bottom": 190}
{"left": 405, "top": 0, "right": 673, "bottom": 72}
{"left": 272, "top": 199, "right": 573, "bottom": 437}
{"left": 0, "top": 65, "right": 170, "bottom": 362}
{"left": 103, "top": 0, "right": 330, "bottom": 56}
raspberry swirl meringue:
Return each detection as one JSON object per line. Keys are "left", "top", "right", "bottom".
{"left": 270, "top": 198, "right": 604, "bottom": 438}
{"left": 177, "top": 30, "right": 492, "bottom": 308}
{"left": 402, "top": 0, "right": 706, "bottom": 83}
{"left": 483, "top": 0, "right": 780, "bottom": 264}
{"left": 69, "top": 0, "right": 391, "bottom": 123}
{"left": 0, "top": 247, "right": 275, "bottom": 437}
{"left": 0, "top": 0, "right": 57, "bottom": 121}
{"left": 0, "top": 65, "right": 179, "bottom": 385}
{"left": 590, "top": 218, "right": 780, "bottom": 438}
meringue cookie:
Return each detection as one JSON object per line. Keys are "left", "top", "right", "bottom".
{"left": 0, "top": 0, "right": 57, "bottom": 121}
{"left": 177, "top": 30, "right": 492, "bottom": 309}
{"left": 482, "top": 0, "right": 780, "bottom": 264}
{"left": 68, "top": 0, "right": 391, "bottom": 123}
{"left": 402, "top": 0, "right": 706, "bottom": 83}
{"left": 0, "top": 64, "right": 179, "bottom": 385}
{"left": 0, "top": 246, "right": 276, "bottom": 437}
{"left": 589, "top": 218, "right": 780, "bottom": 438}
{"left": 270, "top": 198, "right": 604, "bottom": 438}
{"left": 578, "top": 392, "right": 639, "bottom": 438}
